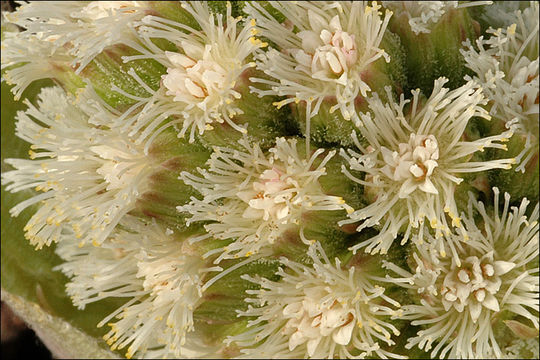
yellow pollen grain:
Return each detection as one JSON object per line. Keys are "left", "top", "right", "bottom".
{"left": 273, "top": 100, "right": 287, "bottom": 109}
{"left": 250, "top": 19, "right": 256, "bottom": 26}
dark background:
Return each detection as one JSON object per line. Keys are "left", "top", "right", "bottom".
{"left": 1, "top": 301, "right": 52, "bottom": 360}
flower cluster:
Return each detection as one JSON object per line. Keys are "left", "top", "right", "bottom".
{"left": 245, "top": 1, "right": 392, "bottom": 125}
{"left": 383, "top": 188, "right": 539, "bottom": 359}
{"left": 2, "top": 86, "right": 154, "bottom": 249}
{"left": 227, "top": 242, "right": 403, "bottom": 359}
{"left": 55, "top": 215, "right": 221, "bottom": 358}
{"left": 179, "top": 136, "right": 351, "bottom": 263}
{"left": 112, "top": 1, "right": 265, "bottom": 144}
{"left": 1, "top": 1, "right": 538, "bottom": 359}
{"left": 340, "top": 79, "right": 515, "bottom": 256}
{"left": 461, "top": 1, "right": 539, "bottom": 171}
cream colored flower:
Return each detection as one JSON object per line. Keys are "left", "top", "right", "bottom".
{"left": 341, "top": 78, "right": 515, "bottom": 256}
{"left": 227, "top": 242, "right": 403, "bottom": 359}
{"left": 113, "top": 1, "right": 264, "bottom": 145}
{"left": 384, "top": 188, "right": 539, "bottom": 359}
{"left": 246, "top": 1, "right": 391, "bottom": 127}
{"left": 178, "top": 137, "right": 351, "bottom": 263}
{"left": 462, "top": 1, "right": 539, "bottom": 171}
{"left": 2, "top": 86, "right": 154, "bottom": 249}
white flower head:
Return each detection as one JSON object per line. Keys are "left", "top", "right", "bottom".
{"left": 341, "top": 78, "right": 516, "bottom": 255}
{"left": 1, "top": 29, "right": 73, "bottom": 100}
{"left": 178, "top": 137, "right": 352, "bottom": 263}
{"left": 3, "top": 1, "right": 145, "bottom": 76}
{"left": 227, "top": 242, "right": 403, "bottom": 359}
{"left": 54, "top": 219, "right": 143, "bottom": 310}
{"left": 462, "top": 1, "right": 539, "bottom": 172}
{"left": 1, "top": 86, "right": 154, "bottom": 249}
{"left": 56, "top": 216, "right": 221, "bottom": 359}
{"left": 246, "top": 1, "right": 392, "bottom": 124}
{"left": 383, "top": 188, "right": 539, "bottom": 359}
{"left": 382, "top": 1, "right": 492, "bottom": 34}
{"left": 113, "top": 1, "right": 265, "bottom": 145}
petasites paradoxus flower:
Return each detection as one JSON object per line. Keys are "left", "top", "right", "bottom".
{"left": 1, "top": 1, "right": 538, "bottom": 359}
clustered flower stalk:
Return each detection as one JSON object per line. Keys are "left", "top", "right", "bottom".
{"left": 1, "top": 1, "right": 538, "bottom": 359}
